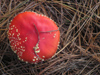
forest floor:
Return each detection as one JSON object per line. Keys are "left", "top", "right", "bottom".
{"left": 0, "top": 0, "right": 100, "bottom": 75}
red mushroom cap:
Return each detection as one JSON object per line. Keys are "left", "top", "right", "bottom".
{"left": 8, "top": 11, "right": 60, "bottom": 63}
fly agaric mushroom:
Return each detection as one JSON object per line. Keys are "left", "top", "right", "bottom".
{"left": 8, "top": 11, "right": 60, "bottom": 63}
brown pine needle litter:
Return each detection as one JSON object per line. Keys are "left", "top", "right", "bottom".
{"left": 0, "top": 0, "right": 100, "bottom": 75}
